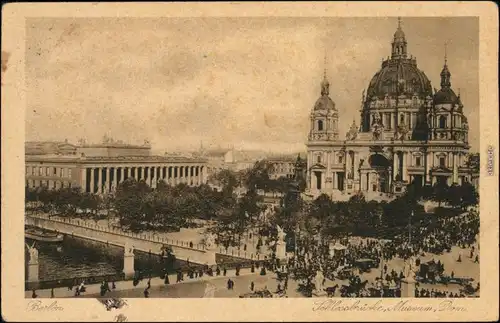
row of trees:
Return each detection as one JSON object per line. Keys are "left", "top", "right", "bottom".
{"left": 26, "top": 186, "right": 105, "bottom": 219}
{"left": 407, "top": 180, "right": 479, "bottom": 209}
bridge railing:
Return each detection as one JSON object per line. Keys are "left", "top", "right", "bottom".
{"left": 27, "top": 214, "right": 207, "bottom": 251}
{"left": 25, "top": 272, "right": 126, "bottom": 291}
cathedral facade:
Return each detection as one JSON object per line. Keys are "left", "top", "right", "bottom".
{"left": 306, "top": 19, "right": 474, "bottom": 197}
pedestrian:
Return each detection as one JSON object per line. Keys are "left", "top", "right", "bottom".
{"left": 227, "top": 279, "right": 232, "bottom": 290}
{"left": 164, "top": 273, "right": 170, "bottom": 285}
{"left": 474, "top": 255, "right": 479, "bottom": 263}
{"left": 216, "top": 266, "right": 220, "bottom": 276}
{"left": 251, "top": 263, "right": 255, "bottom": 273}
{"left": 457, "top": 254, "right": 462, "bottom": 262}
{"left": 147, "top": 278, "right": 151, "bottom": 289}
{"left": 112, "top": 281, "right": 116, "bottom": 290}
{"left": 250, "top": 281, "right": 254, "bottom": 291}
{"left": 144, "top": 288, "right": 150, "bottom": 298}
{"left": 223, "top": 267, "right": 227, "bottom": 276}
{"left": 260, "top": 267, "right": 266, "bottom": 276}
{"left": 451, "top": 271, "right": 454, "bottom": 279}
{"left": 50, "top": 288, "right": 55, "bottom": 298}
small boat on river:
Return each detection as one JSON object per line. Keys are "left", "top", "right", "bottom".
{"left": 25, "top": 226, "right": 64, "bottom": 243}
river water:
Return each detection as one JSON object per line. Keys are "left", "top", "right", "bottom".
{"left": 25, "top": 235, "right": 179, "bottom": 282}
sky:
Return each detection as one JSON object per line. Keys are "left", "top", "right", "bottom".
{"left": 25, "top": 17, "right": 479, "bottom": 153}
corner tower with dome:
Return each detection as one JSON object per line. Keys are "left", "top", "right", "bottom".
{"left": 306, "top": 18, "right": 474, "bottom": 199}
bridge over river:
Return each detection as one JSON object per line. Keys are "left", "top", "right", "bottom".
{"left": 26, "top": 214, "right": 263, "bottom": 266}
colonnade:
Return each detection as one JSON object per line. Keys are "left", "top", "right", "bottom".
{"left": 81, "top": 164, "right": 207, "bottom": 194}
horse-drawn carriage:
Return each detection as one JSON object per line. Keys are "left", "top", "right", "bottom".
{"left": 354, "top": 259, "right": 378, "bottom": 273}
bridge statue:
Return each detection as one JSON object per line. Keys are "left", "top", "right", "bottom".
{"left": 276, "top": 225, "right": 286, "bottom": 243}
{"left": 124, "top": 242, "right": 134, "bottom": 256}
{"left": 204, "top": 232, "right": 217, "bottom": 251}
{"left": 314, "top": 267, "right": 325, "bottom": 291}
{"left": 123, "top": 242, "right": 135, "bottom": 279}
{"left": 313, "top": 265, "right": 327, "bottom": 296}
{"left": 26, "top": 242, "right": 40, "bottom": 282}
{"left": 26, "top": 242, "right": 39, "bottom": 264}
{"left": 275, "top": 225, "right": 287, "bottom": 260}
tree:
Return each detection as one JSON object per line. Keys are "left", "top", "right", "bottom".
{"left": 114, "top": 178, "right": 152, "bottom": 231}
{"left": 431, "top": 181, "right": 449, "bottom": 207}
{"left": 244, "top": 160, "right": 272, "bottom": 191}
{"left": 421, "top": 184, "right": 433, "bottom": 201}
{"left": 465, "top": 153, "right": 480, "bottom": 174}
{"left": 214, "top": 169, "right": 238, "bottom": 198}
{"left": 460, "top": 181, "right": 479, "bottom": 210}
{"left": 445, "top": 183, "right": 462, "bottom": 209}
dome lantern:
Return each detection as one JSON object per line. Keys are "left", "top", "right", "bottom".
{"left": 391, "top": 17, "right": 408, "bottom": 60}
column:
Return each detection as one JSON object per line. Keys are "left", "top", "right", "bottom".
{"left": 113, "top": 168, "right": 118, "bottom": 189}
{"left": 127, "top": 167, "right": 131, "bottom": 180}
{"left": 345, "top": 152, "right": 351, "bottom": 179}
{"left": 152, "top": 166, "right": 157, "bottom": 188}
{"left": 405, "top": 152, "right": 410, "bottom": 182}
{"left": 198, "top": 166, "right": 202, "bottom": 185}
{"left": 333, "top": 172, "right": 337, "bottom": 190}
{"left": 452, "top": 153, "right": 459, "bottom": 184}
{"left": 392, "top": 153, "right": 398, "bottom": 181}
{"left": 366, "top": 172, "right": 370, "bottom": 191}
{"left": 105, "top": 167, "right": 110, "bottom": 193}
{"left": 89, "top": 168, "right": 95, "bottom": 193}
{"left": 97, "top": 168, "right": 102, "bottom": 194}
{"left": 310, "top": 172, "right": 316, "bottom": 191}
{"left": 186, "top": 166, "right": 191, "bottom": 186}
{"left": 81, "top": 168, "right": 87, "bottom": 193}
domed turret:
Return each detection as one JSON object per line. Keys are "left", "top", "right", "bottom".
{"left": 308, "top": 67, "right": 339, "bottom": 142}
{"left": 314, "top": 70, "right": 336, "bottom": 111}
{"left": 434, "top": 45, "right": 458, "bottom": 104}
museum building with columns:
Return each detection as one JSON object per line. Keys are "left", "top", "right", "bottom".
{"left": 306, "top": 19, "right": 477, "bottom": 197}
{"left": 25, "top": 139, "right": 208, "bottom": 194}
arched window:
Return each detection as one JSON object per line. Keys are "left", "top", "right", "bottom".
{"left": 400, "top": 114, "right": 405, "bottom": 124}
{"left": 439, "top": 115, "right": 447, "bottom": 129}
{"left": 317, "top": 120, "right": 324, "bottom": 131}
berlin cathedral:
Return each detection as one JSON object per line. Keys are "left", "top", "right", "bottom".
{"left": 306, "top": 19, "right": 474, "bottom": 198}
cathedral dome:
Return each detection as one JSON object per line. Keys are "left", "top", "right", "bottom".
{"left": 366, "top": 59, "right": 433, "bottom": 99}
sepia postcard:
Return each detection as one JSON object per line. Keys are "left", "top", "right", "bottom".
{"left": 1, "top": 2, "right": 499, "bottom": 322}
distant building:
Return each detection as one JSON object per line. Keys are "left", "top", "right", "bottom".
{"left": 200, "top": 146, "right": 268, "bottom": 176}
{"left": 25, "top": 138, "right": 208, "bottom": 194}
{"left": 266, "top": 153, "right": 306, "bottom": 180}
